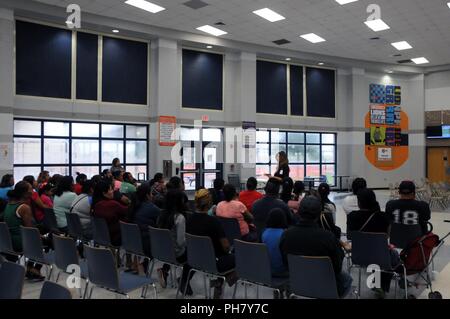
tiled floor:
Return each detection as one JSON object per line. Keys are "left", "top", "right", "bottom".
{"left": 19, "top": 191, "right": 450, "bottom": 299}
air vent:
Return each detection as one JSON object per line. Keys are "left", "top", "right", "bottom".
{"left": 183, "top": 0, "right": 209, "bottom": 10}
{"left": 392, "top": 54, "right": 402, "bottom": 57}
{"left": 397, "top": 59, "right": 413, "bottom": 64}
{"left": 370, "top": 37, "right": 380, "bottom": 40}
{"left": 273, "top": 39, "right": 291, "bottom": 45}
{"left": 214, "top": 22, "right": 226, "bottom": 26}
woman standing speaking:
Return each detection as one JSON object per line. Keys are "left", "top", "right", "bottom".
{"left": 266, "top": 151, "right": 290, "bottom": 183}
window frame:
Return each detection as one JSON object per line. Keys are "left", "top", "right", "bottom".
{"left": 256, "top": 129, "right": 337, "bottom": 186}
{"left": 13, "top": 118, "right": 149, "bottom": 179}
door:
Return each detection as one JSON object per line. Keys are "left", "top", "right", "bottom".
{"left": 179, "top": 127, "right": 223, "bottom": 191}
{"left": 427, "top": 147, "right": 450, "bottom": 183}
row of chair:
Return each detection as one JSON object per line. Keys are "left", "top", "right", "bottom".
{"left": 1, "top": 213, "right": 423, "bottom": 299}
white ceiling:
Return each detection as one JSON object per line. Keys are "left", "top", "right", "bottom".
{"left": 32, "top": 0, "right": 450, "bottom": 67}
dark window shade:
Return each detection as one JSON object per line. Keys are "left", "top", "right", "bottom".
{"left": 306, "top": 67, "right": 335, "bottom": 118}
{"left": 102, "top": 37, "right": 148, "bottom": 105}
{"left": 76, "top": 32, "right": 98, "bottom": 100}
{"left": 290, "top": 65, "right": 304, "bottom": 116}
{"left": 257, "top": 60, "right": 287, "bottom": 115}
{"left": 182, "top": 49, "right": 223, "bottom": 110}
{"left": 16, "top": 21, "right": 72, "bottom": 99}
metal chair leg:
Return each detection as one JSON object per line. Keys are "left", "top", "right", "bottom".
{"left": 232, "top": 280, "right": 238, "bottom": 299}
{"left": 358, "top": 267, "right": 362, "bottom": 299}
{"left": 203, "top": 274, "right": 208, "bottom": 299}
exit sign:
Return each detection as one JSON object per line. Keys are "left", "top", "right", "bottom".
{"left": 202, "top": 115, "right": 209, "bottom": 122}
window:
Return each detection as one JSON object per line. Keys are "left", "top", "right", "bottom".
{"left": 76, "top": 32, "right": 98, "bottom": 100}
{"left": 13, "top": 119, "right": 148, "bottom": 181}
{"left": 102, "top": 37, "right": 148, "bottom": 105}
{"left": 16, "top": 21, "right": 72, "bottom": 99}
{"left": 256, "top": 61, "right": 335, "bottom": 118}
{"left": 306, "top": 67, "right": 336, "bottom": 118}
{"left": 256, "top": 129, "right": 337, "bottom": 185}
{"left": 182, "top": 49, "right": 223, "bottom": 110}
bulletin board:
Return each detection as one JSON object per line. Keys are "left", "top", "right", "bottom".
{"left": 365, "top": 84, "right": 409, "bottom": 171}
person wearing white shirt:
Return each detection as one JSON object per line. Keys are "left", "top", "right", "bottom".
{"left": 342, "top": 178, "right": 367, "bottom": 215}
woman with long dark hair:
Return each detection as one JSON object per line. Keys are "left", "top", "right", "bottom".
{"left": 0, "top": 174, "right": 14, "bottom": 202}
{"left": 92, "top": 180, "right": 128, "bottom": 246}
{"left": 53, "top": 176, "right": 77, "bottom": 231}
{"left": 157, "top": 189, "right": 192, "bottom": 294}
{"left": 4, "top": 181, "right": 45, "bottom": 279}
{"left": 23, "top": 175, "right": 50, "bottom": 223}
{"left": 266, "top": 151, "right": 290, "bottom": 183}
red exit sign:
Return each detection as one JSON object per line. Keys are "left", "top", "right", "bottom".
{"left": 202, "top": 115, "right": 209, "bottom": 122}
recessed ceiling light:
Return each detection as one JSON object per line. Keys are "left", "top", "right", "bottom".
{"left": 300, "top": 33, "right": 326, "bottom": 43}
{"left": 125, "top": 0, "right": 165, "bottom": 14}
{"left": 196, "top": 25, "right": 228, "bottom": 36}
{"left": 285, "top": 58, "right": 291, "bottom": 61}
{"left": 387, "top": 70, "right": 393, "bottom": 74}
{"left": 206, "top": 45, "right": 213, "bottom": 49}
{"left": 253, "top": 8, "right": 285, "bottom": 22}
{"left": 391, "top": 41, "right": 412, "bottom": 51}
{"left": 318, "top": 62, "right": 325, "bottom": 66}
{"left": 112, "top": 29, "right": 120, "bottom": 33}
{"left": 335, "top": 0, "right": 359, "bottom": 5}
{"left": 364, "top": 19, "right": 390, "bottom": 32}
{"left": 448, "top": 2, "right": 450, "bottom": 9}
{"left": 411, "top": 57, "right": 430, "bottom": 65}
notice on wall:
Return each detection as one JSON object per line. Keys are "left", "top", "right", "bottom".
{"left": 377, "top": 147, "right": 393, "bottom": 162}
{"left": 159, "top": 116, "right": 177, "bottom": 146}
{"left": 242, "top": 121, "right": 256, "bottom": 149}
{"left": 0, "top": 143, "right": 13, "bottom": 170}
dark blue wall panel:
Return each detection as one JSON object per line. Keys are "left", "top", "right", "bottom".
{"left": 102, "top": 37, "right": 148, "bottom": 104}
{"left": 257, "top": 61, "right": 287, "bottom": 115}
{"left": 290, "top": 65, "right": 304, "bottom": 116}
{"left": 182, "top": 49, "right": 223, "bottom": 110}
{"left": 306, "top": 67, "right": 335, "bottom": 118}
{"left": 16, "top": 21, "right": 72, "bottom": 98}
{"left": 76, "top": 32, "right": 98, "bottom": 100}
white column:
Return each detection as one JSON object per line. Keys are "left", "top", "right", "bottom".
{"left": 0, "top": 8, "right": 14, "bottom": 177}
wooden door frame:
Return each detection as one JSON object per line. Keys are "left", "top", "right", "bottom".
{"left": 426, "top": 146, "right": 449, "bottom": 179}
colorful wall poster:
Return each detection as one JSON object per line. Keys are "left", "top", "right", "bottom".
{"left": 370, "top": 126, "right": 386, "bottom": 145}
{"left": 395, "top": 86, "right": 401, "bottom": 105}
{"left": 370, "top": 84, "right": 386, "bottom": 104}
{"left": 386, "top": 85, "right": 395, "bottom": 105}
{"left": 370, "top": 105, "right": 386, "bottom": 124}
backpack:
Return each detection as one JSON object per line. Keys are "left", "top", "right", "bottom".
{"left": 400, "top": 232, "right": 440, "bottom": 275}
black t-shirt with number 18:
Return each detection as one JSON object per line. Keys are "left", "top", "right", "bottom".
{"left": 385, "top": 199, "right": 431, "bottom": 234}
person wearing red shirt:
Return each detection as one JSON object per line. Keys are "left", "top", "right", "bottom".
{"left": 92, "top": 180, "right": 128, "bottom": 246}
{"left": 23, "top": 175, "right": 50, "bottom": 223}
{"left": 238, "top": 177, "right": 263, "bottom": 213}
{"left": 74, "top": 173, "right": 87, "bottom": 195}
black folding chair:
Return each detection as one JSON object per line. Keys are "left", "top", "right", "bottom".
{"left": 216, "top": 217, "right": 241, "bottom": 246}
{"left": 84, "top": 245, "right": 157, "bottom": 299}
{"left": 0, "top": 222, "right": 22, "bottom": 261}
{"left": 288, "top": 255, "right": 339, "bottom": 299}
{"left": 232, "top": 240, "right": 288, "bottom": 299}
{"left": 390, "top": 223, "right": 423, "bottom": 249}
{"left": 0, "top": 261, "right": 26, "bottom": 299}
{"left": 120, "top": 222, "right": 152, "bottom": 275}
{"left": 148, "top": 226, "right": 185, "bottom": 298}
{"left": 40, "top": 281, "right": 72, "bottom": 299}
{"left": 185, "top": 233, "right": 234, "bottom": 299}
{"left": 21, "top": 226, "right": 54, "bottom": 279}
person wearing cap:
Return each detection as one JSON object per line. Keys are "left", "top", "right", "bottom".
{"left": 252, "top": 178, "right": 294, "bottom": 240}
{"left": 385, "top": 181, "right": 431, "bottom": 235}
{"left": 186, "top": 189, "right": 235, "bottom": 298}
{"left": 279, "top": 196, "right": 353, "bottom": 298}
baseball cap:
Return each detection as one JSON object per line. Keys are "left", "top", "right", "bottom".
{"left": 399, "top": 181, "right": 415, "bottom": 195}
{"left": 299, "top": 196, "right": 322, "bottom": 220}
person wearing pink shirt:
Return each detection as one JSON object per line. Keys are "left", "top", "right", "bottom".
{"left": 216, "top": 184, "right": 257, "bottom": 242}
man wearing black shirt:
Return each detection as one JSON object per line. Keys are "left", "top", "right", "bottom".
{"left": 385, "top": 181, "right": 431, "bottom": 235}
{"left": 252, "top": 179, "right": 294, "bottom": 239}
{"left": 280, "top": 196, "right": 352, "bottom": 298}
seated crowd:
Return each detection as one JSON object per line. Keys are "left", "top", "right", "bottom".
{"left": 0, "top": 161, "right": 433, "bottom": 299}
